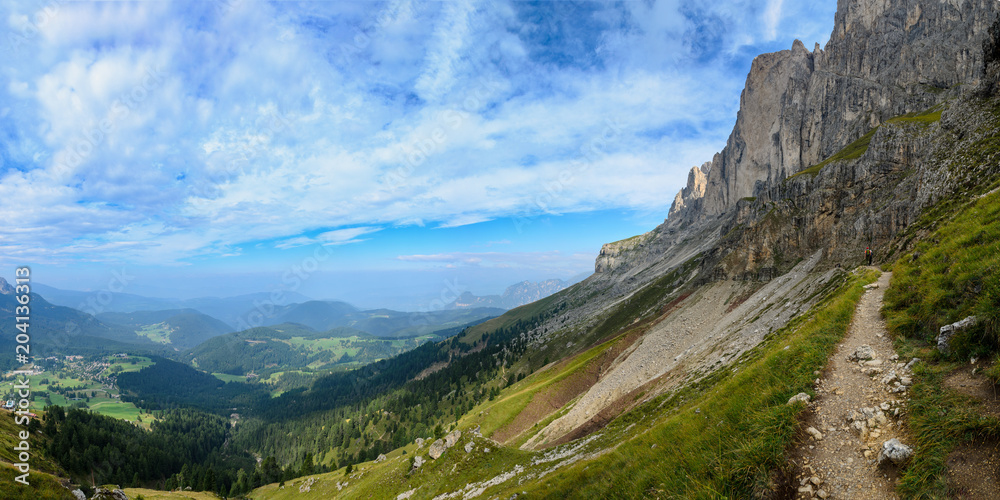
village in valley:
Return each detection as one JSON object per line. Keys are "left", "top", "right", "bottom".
{"left": 2, "top": 353, "right": 160, "bottom": 428}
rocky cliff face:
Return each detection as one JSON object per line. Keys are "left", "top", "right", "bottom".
{"left": 984, "top": 13, "right": 1000, "bottom": 95}
{"left": 674, "top": 0, "right": 998, "bottom": 223}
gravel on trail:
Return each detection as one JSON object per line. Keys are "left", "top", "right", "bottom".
{"left": 792, "top": 271, "right": 911, "bottom": 500}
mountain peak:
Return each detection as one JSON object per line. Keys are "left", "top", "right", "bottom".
{"left": 0, "top": 277, "right": 13, "bottom": 295}
{"left": 449, "top": 279, "right": 571, "bottom": 310}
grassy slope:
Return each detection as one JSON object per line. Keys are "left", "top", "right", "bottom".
{"left": 249, "top": 268, "right": 877, "bottom": 499}
{"left": 884, "top": 187, "right": 1000, "bottom": 350}
{"left": 457, "top": 291, "right": 566, "bottom": 347}
{"left": 122, "top": 488, "right": 219, "bottom": 500}
{"left": 883, "top": 188, "right": 1000, "bottom": 497}
{"left": 0, "top": 466, "right": 74, "bottom": 500}
{"left": 0, "top": 412, "right": 75, "bottom": 500}
{"left": 137, "top": 324, "right": 173, "bottom": 344}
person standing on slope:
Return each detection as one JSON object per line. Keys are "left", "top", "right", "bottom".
{"left": 865, "top": 246, "right": 873, "bottom": 266}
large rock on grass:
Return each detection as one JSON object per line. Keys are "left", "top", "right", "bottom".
{"left": 428, "top": 439, "right": 446, "bottom": 460}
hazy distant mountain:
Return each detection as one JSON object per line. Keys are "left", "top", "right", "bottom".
{"left": 0, "top": 277, "right": 14, "bottom": 295}
{"left": 264, "top": 300, "right": 360, "bottom": 332}
{"left": 31, "top": 282, "right": 179, "bottom": 312}
{"left": 29, "top": 282, "right": 312, "bottom": 328}
{"left": 97, "top": 309, "right": 234, "bottom": 349}
{"left": 0, "top": 278, "right": 157, "bottom": 369}
{"left": 258, "top": 300, "right": 503, "bottom": 338}
{"left": 341, "top": 308, "right": 506, "bottom": 338}
{"left": 448, "top": 279, "right": 573, "bottom": 310}
{"left": 184, "top": 293, "right": 314, "bottom": 328}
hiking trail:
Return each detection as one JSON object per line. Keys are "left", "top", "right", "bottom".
{"left": 791, "top": 270, "right": 913, "bottom": 499}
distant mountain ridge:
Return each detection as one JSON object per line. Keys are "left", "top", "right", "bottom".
{"left": 2, "top": 278, "right": 504, "bottom": 356}
{"left": 259, "top": 301, "right": 504, "bottom": 338}
{"left": 97, "top": 309, "right": 233, "bottom": 349}
{"left": 31, "top": 282, "right": 313, "bottom": 327}
{"left": 448, "top": 279, "right": 572, "bottom": 310}
{"left": 0, "top": 289, "right": 157, "bottom": 370}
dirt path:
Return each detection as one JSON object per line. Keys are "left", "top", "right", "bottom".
{"left": 791, "top": 271, "right": 914, "bottom": 499}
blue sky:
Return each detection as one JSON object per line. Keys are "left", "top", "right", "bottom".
{"left": 0, "top": 0, "right": 836, "bottom": 309}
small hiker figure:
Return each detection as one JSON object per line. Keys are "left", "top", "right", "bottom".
{"left": 865, "top": 246, "right": 873, "bottom": 266}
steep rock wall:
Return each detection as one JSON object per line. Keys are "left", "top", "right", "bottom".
{"left": 681, "top": 0, "right": 998, "bottom": 221}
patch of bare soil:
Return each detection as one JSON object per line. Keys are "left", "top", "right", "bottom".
{"left": 543, "top": 368, "right": 683, "bottom": 449}
{"left": 492, "top": 327, "right": 647, "bottom": 444}
{"left": 947, "top": 440, "right": 1000, "bottom": 499}
{"left": 788, "top": 271, "right": 908, "bottom": 500}
{"left": 414, "top": 361, "right": 449, "bottom": 381}
{"left": 944, "top": 362, "right": 1000, "bottom": 418}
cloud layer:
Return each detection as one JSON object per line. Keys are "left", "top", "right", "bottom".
{"left": 0, "top": 0, "right": 836, "bottom": 269}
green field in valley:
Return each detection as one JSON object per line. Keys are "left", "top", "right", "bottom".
{"left": 1, "top": 355, "right": 159, "bottom": 428}
{"left": 137, "top": 323, "right": 174, "bottom": 344}
{"left": 211, "top": 372, "right": 247, "bottom": 383}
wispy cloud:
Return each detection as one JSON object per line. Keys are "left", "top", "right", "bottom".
{"left": 764, "top": 0, "right": 786, "bottom": 40}
{"left": 396, "top": 250, "right": 593, "bottom": 272}
{"left": 275, "top": 227, "right": 382, "bottom": 249}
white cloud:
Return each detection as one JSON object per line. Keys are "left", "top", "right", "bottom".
{"left": 395, "top": 251, "right": 591, "bottom": 272}
{"left": 413, "top": 0, "right": 476, "bottom": 103}
{"left": 318, "top": 227, "right": 382, "bottom": 245}
{"left": 275, "top": 227, "right": 382, "bottom": 250}
{"left": 764, "top": 0, "right": 785, "bottom": 41}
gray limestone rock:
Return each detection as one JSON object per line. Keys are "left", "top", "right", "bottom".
{"left": 444, "top": 429, "right": 462, "bottom": 449}
{"left": 983, "top": 16, "right": 1000, "bottom": 95}
{"left": 428, "top": 439, "right": 446, "bottom": 460}
{"left": 91, "top": 488, "right": 129, "bottom": 500}
{"left": 849, "top": 345, "right": 876, "bottom": 361}
{"left": 938, "top": 316, "right": 979, "bottom": 354}
{"left": 787, "top": 392, "right": 811, "bottom": 405}
{"left": 878, "top": 438, "right": 914, "bottom": 466}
